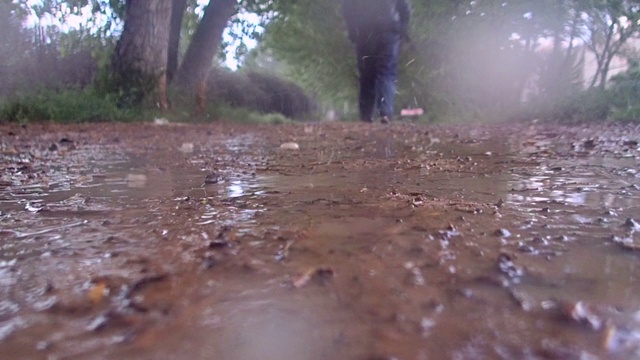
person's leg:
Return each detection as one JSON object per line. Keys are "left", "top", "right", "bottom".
{"left": 356, "top": 40, "right": 377, "bottom": 122}
{"left": 374, "top": 32, "right": 400, "bottom": 120}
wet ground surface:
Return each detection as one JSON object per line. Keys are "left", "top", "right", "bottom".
{"left": 1, "top": 121, "right": 640, "bottom": 359}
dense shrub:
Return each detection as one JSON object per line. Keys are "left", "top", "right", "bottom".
{"left": 514, "top": 60, "right": 640, "bottom": 124}
{"left": 609, "top": 64, "right": 640, "bottom": 121}
{"left": 553, "top": 89, "right": 611, "bottom": 122}
{"left": 0, "top": 70, "right": 315, "bottom": 123}
{"left": 516, "top": 88, "right": 612, "bottom": 123}
{"left": 208, "top": 68, "right": 315, "bottom": 119}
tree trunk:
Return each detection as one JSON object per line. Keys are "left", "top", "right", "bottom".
{"left": 167, "top": 0, "right": 187, "bottom": 83}
{"left": 175, "top": 0, "right": 237, "bottom": 91}
{"left": 563, "top": 12, "right": 580, "bottom": 71}
{"left": 600, "top": 26, "right": 629, "bottom": 89}
{"left": 589, "top": 22, "right": 615, "bottom": 89}
{"left": 111, "top": 0, "right": 172, "bottom": 109}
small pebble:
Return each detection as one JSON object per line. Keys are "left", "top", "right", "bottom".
{"left": 495, "top": 228, "right": 511, "bottom": 237}
{"left": 280, "top": 142, "right": 300, "bottom": 150}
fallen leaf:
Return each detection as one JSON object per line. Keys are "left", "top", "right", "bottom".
{"left": 87, "top": 282, "right": 108, "bottom": 304}
{"left": 291, "top": 266, "right": 334, "bottom": 288}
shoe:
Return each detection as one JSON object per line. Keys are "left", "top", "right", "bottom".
{"left": 380, "top": 116, "right": 390, "bottom": 124}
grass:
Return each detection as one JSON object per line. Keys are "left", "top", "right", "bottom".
{"left": 9, "top": 86, "right": 633, "bottom": 125}
{"left": 0, "top": 89, "right": 139, "bottom": 123}
{"left": 0, "top": 89, "right": 295, "bottom": 125}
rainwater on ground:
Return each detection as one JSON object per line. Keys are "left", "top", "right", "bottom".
{"left": 1, "top": 121, "right": 640, "bottom": 359}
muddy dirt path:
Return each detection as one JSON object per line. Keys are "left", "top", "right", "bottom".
{"left": 1, "top": 121, "right": 640, "bottom": 360}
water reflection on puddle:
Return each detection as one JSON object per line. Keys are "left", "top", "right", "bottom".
{"left": 0, "top": 138, "right": 268, "bottom": 263}
{"left": 508, "top": 158, "right": 640, "bottom": 210}
{"left": 499, "top": 154, "right": 640, "bottom": 357}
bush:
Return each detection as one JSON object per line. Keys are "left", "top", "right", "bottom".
{"left": 208, "top": 68, "right": 315, "bottom": 120}
{"left": 517, "top": 62, "right": 640, "bottom": 123}
{"left": 0, "top": 90, "right": 134, "bottom": 123}
{"left": 517, "top": 88, "right": 612, "bottom": 123}
{"left": 609, "top": 64, "right": 640, "bottom": 121}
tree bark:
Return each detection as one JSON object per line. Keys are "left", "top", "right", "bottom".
{"left": 600, "top": 25, "right": 630, "bottom": 89}
{"left": 167, "top": 0, "right": 188, "bottom": 83}
{"left": 562, "top": 12, "right": 580, "bottom": 71}
{"left": 175, "top": 0, "right": 237, "bottom": 91}
{"left": 111, "top": 0, "right": 172, "bottom": 109}
{"left": 588, "top": 24, "right": 613, "bottom": 89}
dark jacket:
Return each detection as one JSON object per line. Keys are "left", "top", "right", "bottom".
{"left": 342, "top": 0, "right": 410, "bottom": 42}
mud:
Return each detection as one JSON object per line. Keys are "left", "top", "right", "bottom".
{"left": 1, "top": 121, "right": 640, "bottom": 359}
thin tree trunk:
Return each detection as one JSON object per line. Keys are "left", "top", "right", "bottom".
{"left": 167, "top": 0, "right": 187, "bottom": 83}
{"left": 563, "top": 12, "right": 579, "bottom": 70}
{"left": 600, "top": 26, "right": 629, "bottom": 89}
{"left": 111, "top": 0, "right": 172, "bottom": 109}
{"left": 589, "top": 22, "right": 614, "bottom": 89}
{"left": 175, "top": 0, "right": 237, "bottom": 91}
{"left": 599, "top": 23, "right": 617, "bottom": 88}
{"left": 589, "top": 54, "right": 604, "bottom": 89}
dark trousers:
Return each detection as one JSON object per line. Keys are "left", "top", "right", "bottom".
{"left": 356, "top": 32, "right": 400, "bottom": 122}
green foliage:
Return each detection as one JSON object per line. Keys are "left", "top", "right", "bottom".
{"left": 264, "top": 0, "right": 357, "bottom": 105}
{"left": 609, "top": 62, "right": 640, "bottom": 121}
{"left": 260, "top": 0, "right": 640, "bottom": 123}
{"left": 518, "top": 88, "right": 612, "bottom": 123}
{"left": 148, "top": 89, "right": 293, "bottom": 125}
{"left": 0, "top": 86, "right": 299, "bottom": 125}
{"left": 501, "top": 56, "right": 640, "bottom": 124}
{"left": 16, "top": 0, "right": 125, "bottom": 39}
{"left": 96, "top": 62, "right": 162, "bottom": 109}
{"left": 579, "top": 0, "right": 640, "bottom": 89}
{"left": 0, "top": 90, "right": 135, "bottom": 123}
{"left": 208, "top": 68, "right": 315, "bottom": 119}
{"left": 262, "top": 0, "right": 550, "bottom": 120}
{"left": 2, "top": 0, "right": 117, "bottom": 98}
{"left": 8, "top": 0, "right": 640, "bottom": 124}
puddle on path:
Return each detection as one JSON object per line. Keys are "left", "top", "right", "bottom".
{"left": 1, "top": 123, "right": 639, "bottom": 359}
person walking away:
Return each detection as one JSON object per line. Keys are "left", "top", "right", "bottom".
{"left": 342, "top": 0, "right": 410, "bottom": 123}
